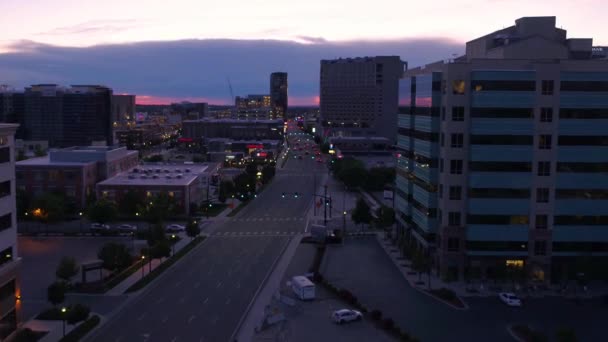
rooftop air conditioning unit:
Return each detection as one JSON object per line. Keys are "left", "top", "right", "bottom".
{"left": 166, "top": 175, "right": 172, "bottom": 179}
{"left": 184, "top": 169, "right": 191, "bottom": 173}
{"left": 140, "top": 175, "right": 147, "bottom": 179}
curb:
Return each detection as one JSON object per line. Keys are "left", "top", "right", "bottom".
{"left": 374, "top": 235, "right": 469, "bottom": 311}
{"left": 230, "top": 235, "right": 293, "bottom": 341}
{"left": 506, "top": 324, "right": 527, "bottom": 342}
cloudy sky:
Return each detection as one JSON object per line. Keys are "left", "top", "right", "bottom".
{"left": 1, "top": 0, "right": 606, "bottom": 105}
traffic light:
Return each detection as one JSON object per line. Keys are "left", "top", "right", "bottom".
{"left": 282, "top": 193, "right": 286, "bottom": 198}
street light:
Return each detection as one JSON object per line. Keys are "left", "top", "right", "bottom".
{"left": 61, "top": 307, "right": 67, "bottom": 337}
{"left": 141, "top": 255, "right": 146, "bottom": 278}
{"left": 171, "top": 234, "right": 176, "bottom": 255}
{"left": 78, "top": 212, "right": 83, "bottom": 235}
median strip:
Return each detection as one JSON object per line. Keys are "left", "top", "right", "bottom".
{"left": 125, "top": 236, "right": 205, "bottom": 293}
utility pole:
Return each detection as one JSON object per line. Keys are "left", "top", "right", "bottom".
{"left": 329, "top": 196, "right": 332, "bottom": 219}
{"left": 324, "top": 185, "right": 328, "bottom": 225}
{"left": 313, "top": 173, "right": 317, "bottom": 216}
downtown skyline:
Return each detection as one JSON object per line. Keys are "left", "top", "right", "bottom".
{"left": 1, "top": 0, "right": 607, "bottom": 105}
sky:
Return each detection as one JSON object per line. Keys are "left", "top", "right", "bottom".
{"left": 1, "top": 0, "right": 606, "bottom": 105}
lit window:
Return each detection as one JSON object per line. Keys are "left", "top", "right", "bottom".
{"left": 506, "top": 260, "right": 524, "bottom": 268}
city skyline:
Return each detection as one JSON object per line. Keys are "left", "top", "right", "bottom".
{"left": 1, "top": 0, "right": 607, "bottom": 105}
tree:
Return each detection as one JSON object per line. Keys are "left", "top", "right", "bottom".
{"left": 556, "top": 328, "right": 578, "bottom": 342}
{"left": 364, "top": 167, "right": 396, "bottom": 191}
{"left": 320, "top": 142, "right": 330, "bottom": 154}
{"left": 150, "top": 240, "right": 171, "bottom": 260}
{"left": 34, "top": 145, "right": 46, "bottom": 157}
{"left": 31, "top": 193, "right": 66, "bottom": 223}
{"left": 233, "top": 172, "right": 254, "bottom": 198}
{"left": 97, "top": 243, "right": 132, "bottom": 272}
{"left": 56, "top": 257, "right": 78, "bottom": 284}
{"left": 186, "top": 220, "right": 201, "bottom": 240}
{"left": 16, "top": 188, "right": 31, "bottom": 219}
{"left": 219, "top": 180, "right": 235, "bottom": 201}
{"left": 261, "top": 165, "right": 276, "bottom": 184}
{"left": 47, "top": 281, "right": 66, "bottom": 307}
{"left": 412, "top": 250, "right": 432, "bottom": 288}
{"left": 87, "top": 199, "right": 118, "bottom": 224}
{"left": 139, "top": 192, "right": 176, "bottom": 224}
{"left": 375, "top": 206, "right": 395, "bottom": 230}
{"left": 66, "top": 304, "right": 90, "bottom": 325}
{"left": 314, "top": 135, "right": 321, "bottom": 144}
{"left": 144, "top": 154, "right": 163, "bottom": 162}
{"left": 351, "top": 198, "right": 372, "bottom": 228}
{"left": 147, "top": 223, "right": 167, "bottom": 247}
{"left": 118, "top": 190, "right": 144, "bottom": 217}
{"left": 16, "top": 150, "right": 27, "bottom": 161}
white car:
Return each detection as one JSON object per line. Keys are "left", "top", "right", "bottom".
{"left": 332, "top": 309, "right": 362, "bottom": 324}
{"left": 499, "top": 292, "right": 522, "bottom": 307}
{"left": 116, "top": 224, "right": 137, "bottom": 233}
{"left": 90, "top": 223, "right": 110, "bottom": 234}
{"left": 166, "top": 224, "right": 186, "bottom": 232}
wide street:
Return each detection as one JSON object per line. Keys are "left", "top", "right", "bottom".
{"left": 90, "top": 131, "right": 325, "bottom": 342}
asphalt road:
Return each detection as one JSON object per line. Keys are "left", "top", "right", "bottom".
{"left": 90, "top": 131, "right": 324, "bottom": 342}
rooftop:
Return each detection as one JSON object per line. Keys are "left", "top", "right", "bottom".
{"left": 98, "top": 164, "right": 212, "bottom": 187}
{"left": 16, "top": 155, "right": 96, "bottom": 167}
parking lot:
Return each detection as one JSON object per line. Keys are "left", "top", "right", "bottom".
{"left": 18, "top": 236, "right": 133, "bottom": 320}
{"left": 322, "top": 237, "right": 607, "bottom": 341}
{"left": 254, "top": 243, "right": 393, "bottom": 342}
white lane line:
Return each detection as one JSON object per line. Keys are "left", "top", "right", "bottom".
{"left": 188, "top": 315, "right": 196, "bottom": 324}
{"left": 171, "top": 337, "right": 178, "bottom": 342}
{"left": 216, "top": 281, "right": 222, "bottom": 288}
{"left": 203, "top": 297, "right": 209, "bottom": 304}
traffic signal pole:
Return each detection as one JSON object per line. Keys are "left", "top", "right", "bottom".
{"left": 324, "top": 185, "right": 328, "bottom": 225}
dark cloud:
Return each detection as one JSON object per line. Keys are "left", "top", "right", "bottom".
{"left": 0, "top": 38, "right": 463, "bottom": 104}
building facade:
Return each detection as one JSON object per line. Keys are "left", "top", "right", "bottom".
{"left": 0, "top": 124, "right": 21, "bottom": 338}
{"left": 395, "top": 17, "right": 608, "bottom": 283}
{"left": 234, "top": 95, "right": 273, "bottom": 120}
{"left": 111, "top": 94, "right": 136, "bottom": 129}
{"left": 320, "top": 56, "right": 406, "bottom": 142}
{"left": 97, "top": 163, "right": 220, "bottom": 216}
{"left": 16, "top": 146, "right": 139, "bottom": 208}
{"left": 182, "top": 119, "right": 283, "bottom": 141}
{"left": 270, "top": 72, "right": 288, "bottom": 119}
{"left": 20, "top": 85, "right": 113, "bottom": 147}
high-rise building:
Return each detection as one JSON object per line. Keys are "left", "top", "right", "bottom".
{"left": 0, "top": 124, "right": 21, "bottom": 338}
{"left": 234, "top": 95, "right": 273, "bottom": 120}
{"left": 320, "top": 56, "right": 406, "bottom": 142}
{"left": 270, "top": 72, "right": 288, "bottom": 118}
{"left": 0, "top": 87, "right": 25, "bottom": 139}
{"left": 111, "top": 94, "right": 136, "bottom": 127}
{"left": 395, "top": 16, "right": 608, "bottom": 282}
{"left": 19, "top": 84, "right": 113, "bottom": 147}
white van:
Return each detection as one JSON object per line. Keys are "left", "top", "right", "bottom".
{"left": 291, "top": 276, "right": 315, "bottom": 300}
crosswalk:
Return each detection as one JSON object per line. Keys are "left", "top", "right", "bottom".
{"left": 211, "top": 231, "right": 300, "bottom": 237}
{"left": 228, "top": 217, "right": 305, "bottom": 222}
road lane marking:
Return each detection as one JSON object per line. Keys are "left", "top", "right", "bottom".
{"left": 226, "top": 298, "right": 231, "bottom": 305}
{"left": 188, "top": 315, "right": 196, "bottom": 324}
{"left": 216, "top": 281, "right": 222, "bottom": 288}
{"left": 171, "top": 337, "right": 177, "bottom": 342}
{"left": 236, "top": 282, "right": 241, "bottom": 288}
{"left": 162, "top": 315, "right": 168, "bottom": 323}
{"left": 203, "top": 297, "right": 209, "bottom": 304}
{"left": 194, "top": 282, "right": 200, "bottom": 288}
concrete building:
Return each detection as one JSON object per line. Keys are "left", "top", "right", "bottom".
{"left": 111, "top": 94, "right": 136, "bottom": 128}
{"left": 16, "top": 146, "right": 139, "bottom": 208}
{"left": 0, "top": 124, "right": 21, "bottom": 338}
{"left": 182, "top": 119, "right": 283, "bottom": 142}
{"left": 171, "top": 102, "right": 209, "bottom": 120}
{"left": 320, "top": 56, "right": 406, "bottom": 142}
{"left": 17, "top": 84, "right": 113, "bottom": 147}
{"left": 97, "top": 163, "right": 220, "bottom": 216}
{"left": 234, "top": 95, "right": 274, "bottom": 120}
{"left": 270, "top": 72, "right": 288, "bottom": 118}
{"left": 395, "top": 16, "right": 608, "bottom": 283}
{"left": 0, "top": 87, "right": 25, "bottom": 139}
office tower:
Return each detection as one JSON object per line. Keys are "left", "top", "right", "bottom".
{"left": 111, "top": 94, "right": 136, "bottom": 126}
{"left": 320, "top": 56, "right": 405, "bottom": 142}
{"left": 22, "top": 84, "right": 113, "bottom": 147}
{"left": 0, "top": 88, "right": 25, "bottom": 139}
{"left": 270, "top": 72, "right": 288, "bottom": 118}
{"left": 395, "top": 16, "right": 608, "bottom": 282}
{"left": 0, "top": 124, "right": 21, "bottom": 338}
{"left": 234, "top": 95, "right": 273, "bottom": 120}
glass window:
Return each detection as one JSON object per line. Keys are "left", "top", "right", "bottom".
{"left": 452, "top": 107, "right": 465, "bottom": 121}
{"left": 0, "top": 246, "right": 13, "bottom": 268}
{"left": 558, "top": 136, "right": 608, "bottom": 146}
{"left": 537, "top": 161, "right": 551, "bottom": 176}
{"left": 536, "top": 188, "right": 550, "bottom": 203}
{"left": 541, "top": 80, "right": 554, "bottom": 95}
{"left": 452, "top": 80, "right": 465, "bottom": 95}
{"left": 470, "top": 135, "right": 532, "bottom": 145}
{"left": 0, "top": 181, "right": 10, "bottom": 199}
{"left": 469, "top": 161, "right": 532, "bottom": 172}
{"left": 440, "top": 133, "right": 445, "bottom": 147}
{"left": 439, "top": 159, "right": 444, "bottom": 173}
{"left": 447, "top": 238, "right": 459, "bottom": 252}
{"left": 539, "top": 135, "right": 552, "bottom": 149}
{"left": 439, "top": 184, "right": 443, "bottom": 199}
{"left": 535, "top": 215, "right": 548, "bottom": 229}
{"left": 557, "top": 162, "right": 608, "bottom": 173}
{"left": 449, "top": 186, "right": 462, "bottom": 200}
{"left": 470, "top": 107, "right": 533, "bottom": 118}
{"left": 540, "top": 108, "right": 553, "bottom": 122}
{"left": 448, "top": 212, "right": 461, "bottom": 226}
{"left": 469, "top": 188, "right": 530, "bottom": 198}
{"left": 534, "top": 241, "right": 547, "bottom": 256}
{"left": 450, "top": 160, "right": 463, "bottom": 174}
{"left": 0, "top": 213, "right": 11, "bottom": 232}
{"left": 450, "top": 134, "right": 463, "bottom": 148}
{"left": 471, "top": 80, "right": 535, "bottom": 91}
{"left": 0, "top": 147, "right": 9, "bottom": 164}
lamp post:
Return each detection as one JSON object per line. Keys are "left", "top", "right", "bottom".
{"left": 141, "top": 255, "right": 146, "bottom": 278}
{"left": 78, "top": 212, "right": 83, "bottom": 235}
{"left": 171, "top": 234, "right": 176, "bottom": 255}
{"left": 61, "top": 307, "right": 67, "bottom": 337}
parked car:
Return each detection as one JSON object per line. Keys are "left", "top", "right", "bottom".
{"left": 166, "top": 224, "right": 186, "bottom": 232}
{"left": 90, "top": 223, "right": 111, "bottom": 234}
{"left": 499, "top": 292, "right": 522, "bottom": 306}
{"left": 116, "top": 224, "right": 137, "bottom": 234}
{"left": 332, "top": 309, "right": 362, "bottom": 324}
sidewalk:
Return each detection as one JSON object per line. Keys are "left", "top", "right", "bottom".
{"left": 106, "top": 236, "right": 192, "bottom": 295}
{"left": 235, "top": 234, "right": 302, "bottom": 342}
{"left": 21, "top": 313, "right": 104, "bottom": 342}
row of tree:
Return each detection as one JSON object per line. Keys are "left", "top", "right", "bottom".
{"left": 350, "top": 198, "right": 396, "bottom": 230}
{"left": 330, "top": 157, "right": 395, "bottom": 191}
{"left": 218, "top": 162, "right": 276, "bottom": 202}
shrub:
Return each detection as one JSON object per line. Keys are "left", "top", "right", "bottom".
{"left": 13, "top": 328, "right": 45, "bottom": 342}
{"left": 66, "top": 304, "right": 90, "bottom": 324}
{"left": 59, "top": 315, "right": 100, "bottom": 342}
{"left": 399, "top": 330, "right": 411, "bottom": 341}
{"left": 383, "top": 318, "right": 395, "bottom": 330}
{"left": 370, "top": 309, "right": 382, "bottom": 321}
